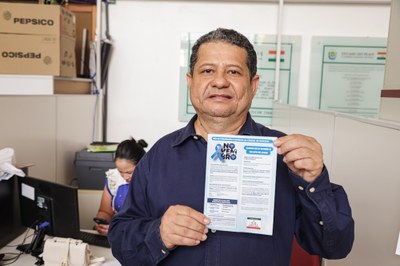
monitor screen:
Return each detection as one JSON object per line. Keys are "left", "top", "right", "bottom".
{"left": 0, "top": 175, "right": 25, "bottom": 249}
{"left": 18, "top": 176, "right": 80, "bottom": 239}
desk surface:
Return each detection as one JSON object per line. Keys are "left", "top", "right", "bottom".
{"left": 0, "top": 229, "right": 120, "bottom": 266}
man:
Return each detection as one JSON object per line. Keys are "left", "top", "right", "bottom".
{"left": 108, "top": 28, "right": 354, "bottom": 266}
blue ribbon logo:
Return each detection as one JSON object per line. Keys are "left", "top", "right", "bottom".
{"left": 211, "top": 144, "right": 223, "bottom": 161}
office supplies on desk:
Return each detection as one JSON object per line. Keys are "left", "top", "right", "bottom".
{"left": 87, "top": 142, "right": 118, "bottom": 153}
{"left": 43, "top": 236, "right": 106, "bottom": 265}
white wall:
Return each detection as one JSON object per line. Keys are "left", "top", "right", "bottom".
{"left": 106, "top": 1, "right": 390, "bottom": 147}
{"left": 272, "top": 102, "right": 400, "bottom": 266}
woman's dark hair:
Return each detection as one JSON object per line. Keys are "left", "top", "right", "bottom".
{"left": 114, "top": 138, "right": 148, "bottom": 165}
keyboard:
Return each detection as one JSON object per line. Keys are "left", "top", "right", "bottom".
{"left": 78, "top": 231, "right": 110, "bottom": 248}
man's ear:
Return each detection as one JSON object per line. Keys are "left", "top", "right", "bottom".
{"left": 251, "top": 74, "right": 260, "bottom": 97}
{"left": 186, "top": 72, "right": 193, "bottom": 89}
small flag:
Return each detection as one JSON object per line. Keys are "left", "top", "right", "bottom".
{"left": 376, "top": 51, "right": 386, "bottom": 60}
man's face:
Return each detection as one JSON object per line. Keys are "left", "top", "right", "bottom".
{"left": 187, "top": 42, "right": 259, "bottom": 120}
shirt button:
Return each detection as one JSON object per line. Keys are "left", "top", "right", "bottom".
{"left": 161, "top": 249, "right": 167, "bottom": 255}
{"left": 298, "top": 186, "right": 304, "bottom": 191}
{"left": 193, "top": 135, "right": 199, "bottom": 140}
{"left": 309, "top": 187, "right": 316, "bottom": 193}
{"left": 319, "top": 220, "right": 324, "bottom": 226}
{"left": 211, "top": 229, "right": 217, "bottom": 233}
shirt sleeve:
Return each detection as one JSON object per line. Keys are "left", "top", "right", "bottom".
{"left": 108, "top": 158, "right": 170, "bottom": 265}
{"left": 290, "top": 167, "right": 355, "bottom": 259}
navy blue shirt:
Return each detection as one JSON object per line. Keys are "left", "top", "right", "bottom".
{"left": 108, "top": 114, "right": 354, "bottom": 266}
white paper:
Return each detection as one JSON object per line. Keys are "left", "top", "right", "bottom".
{"left": 396, "top": 232, "right": 400, "bottom": 256}
{"left": 21, "top": 183, "right": 35, "bottom": 201}
{"left": 204, "top": 134, "right": 277, "bottom": 235}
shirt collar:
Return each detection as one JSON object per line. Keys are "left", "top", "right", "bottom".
{"left": 238, "top": 113, "right": 257, "bottom": 135}
{"left": 172, "top": 115, "right": 198, "bottom": 147}
{"left": 172, "top": 113, "right": 259, "bottom": 147}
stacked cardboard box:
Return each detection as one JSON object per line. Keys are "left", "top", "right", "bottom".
{"left": 0, "top": 3, "right": 77, "bottom": 77}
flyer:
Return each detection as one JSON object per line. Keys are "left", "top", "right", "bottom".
{"left": 203, "top": 134, "right": 277, "bottom": 235}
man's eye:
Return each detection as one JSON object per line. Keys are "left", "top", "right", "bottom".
{"left": 201, "top": 69, "right": 213, "bottom": 74}
{"left": 228, "top": 70, "right": 240, "bottom": 75}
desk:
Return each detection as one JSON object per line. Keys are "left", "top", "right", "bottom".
{"left": 0, "top": 229, "right": 120, "bottom": 265}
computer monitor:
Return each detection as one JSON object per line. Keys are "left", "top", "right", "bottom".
{"left": 18, "top": 176, "right": 81, "bottom": 239}
{"left": 18, "top": 176, "right": 110, "bottom": 251}
{"left": 0, "top": 175, "right": 25, "bottom": 249}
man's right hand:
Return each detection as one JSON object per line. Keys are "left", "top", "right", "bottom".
{"left": 160, "top": 205, "right": 210, "bottom": 249}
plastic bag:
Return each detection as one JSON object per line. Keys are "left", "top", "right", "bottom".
{"left": 0, "top": 147, "right": 25, "bottom": 181}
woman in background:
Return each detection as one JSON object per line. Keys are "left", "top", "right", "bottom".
{"left": 94, "top": 138, "right": 147, "bottom": 235}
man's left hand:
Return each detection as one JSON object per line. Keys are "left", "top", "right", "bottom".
{"left": 274, "top": 134, "right": 323, "bottom": 183}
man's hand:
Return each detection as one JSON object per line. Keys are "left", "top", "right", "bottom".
{"left": 274, "top": 134, "right": 324, "bottom": 183}
{"left": 160, "top": 205, "right": 210, "bottom": 249}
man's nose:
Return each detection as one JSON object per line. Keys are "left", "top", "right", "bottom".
{"left": 210, "top": 71, "right": 229, "bottom": 88}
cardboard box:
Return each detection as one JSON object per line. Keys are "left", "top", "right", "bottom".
{"left": 0, "top": 3, "right": 76, "bottom": 38}
{"left": 54, "top": 77, "right": 92, "bottom": 94}
{"left": 0, "top": 33, "right": 76, "bottom": 77}
{"left": 67, "top": 4, "right": 96, "bottom": 77}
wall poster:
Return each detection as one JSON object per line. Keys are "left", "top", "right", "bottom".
{"left": 309, "top": 36, "right": 387, "bottom": 118}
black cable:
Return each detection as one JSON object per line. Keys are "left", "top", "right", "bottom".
{"left": 1, "top": 221, "right": 41, "bottom": 265}
{"left": 8, "top": 225, "right": 34, "bottom": 248}
{"left": 101, "top": 0, "right": 112, "bottom": 142}
{"left": 5, "top": 233, "right": 34, "bottom": 248}
{"left": 103, "top": 78, "right": 108, "bottom": 142}
{"left": 103, "top": 0, "right": 111, "bottom": 40}
{"left": 0, "top": 252, "right": 23, "bottom": 265}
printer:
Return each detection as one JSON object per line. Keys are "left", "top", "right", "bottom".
{"left": 74, "top": 150, "right": 116, "bottom": 190}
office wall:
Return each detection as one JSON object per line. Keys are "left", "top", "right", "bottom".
{"left": 272, "top": 102, "right": 400, "bottom": 266}
{"left": 272, "top": 103, "right": 336, "bottom": 170}
{"left": 0, "top": 96, "right": 96, "bottom": 184}
{"left": 105, "top": 1, "right": 390, "bottom": 148}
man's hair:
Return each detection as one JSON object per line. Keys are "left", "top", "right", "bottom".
{"left": 189, "top": 28, "right": 257, "bottom": 79}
